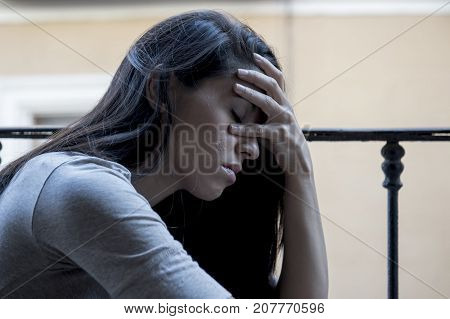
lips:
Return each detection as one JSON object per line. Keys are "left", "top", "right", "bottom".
{"left": 222, "top": 163, "right": 242, "bottom": 175}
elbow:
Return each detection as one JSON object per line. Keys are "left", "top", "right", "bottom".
{"left": 278, "top": 276, "right": 329, "bottom": 299}
{"left": 311, "top": 273, "right": 329, "bottom": 299}
{"left": 315, "top": 273, "right": 329, "bottom": 299}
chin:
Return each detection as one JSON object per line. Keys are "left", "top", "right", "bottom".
{"left": 201, "top": 189, "right": 224, "bottom": 201}
{"left": 185, "top": 171, "right": 227, "bottom": 201}
{"left": 187, "top": 180, "right": 226, "bottom": 201}
{"left": 190, "top": 185, "right": 224, "bottom": 201}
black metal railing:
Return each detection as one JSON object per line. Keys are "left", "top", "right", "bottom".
{"left": 1, "top": 126, "right": 450, "bottom": 299}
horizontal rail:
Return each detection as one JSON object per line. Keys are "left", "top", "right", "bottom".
{"left": 1, "top": 127, "right": 450, "bottom": 141}
{"left": 303, "top": 127, "right": 450, "bottom": 141}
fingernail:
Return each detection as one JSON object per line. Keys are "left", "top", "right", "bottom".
{"left": 253, "top": 53, "right": 262, "bottom": 60}
{"left": 234, "top": 83, "right": 244, "bottom": 91}
{"left": 237, "top": 69, "right": 248, "bottom": 76}
{"left": 229, "top": 124, "right": 239, "bottom": 131}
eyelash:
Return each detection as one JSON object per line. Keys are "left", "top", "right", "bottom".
{"left": 231, "top": 110, "right": 242, "bottom": 123}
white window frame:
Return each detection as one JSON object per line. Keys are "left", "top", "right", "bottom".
{"left": 0, "top": 74, "right": 111, "bottom": 166}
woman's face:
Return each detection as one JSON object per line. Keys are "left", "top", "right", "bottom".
{"left": 166, "top": 68, "right": 266, "bottom": 201}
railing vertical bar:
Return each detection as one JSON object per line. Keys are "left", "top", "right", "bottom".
{"left": 387, "top": 186, "right": 399, "bottom": 298}
{"left": 381, "top": 141, "right": 405, "bottom": 299}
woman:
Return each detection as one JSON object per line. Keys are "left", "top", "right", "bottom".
{"left": 0, "top": 10, "right": 328, "bottom": 299}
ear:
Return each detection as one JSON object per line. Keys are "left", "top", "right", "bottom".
{"left": 146, "top": 74, "right": 168, "bottom": 119}
{"left": 145, "top": 74, "right": 159, "bottom": 109}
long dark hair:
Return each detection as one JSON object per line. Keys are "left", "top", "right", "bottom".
{"left": 0, "top": 10, "right": 285, "bottom": 298}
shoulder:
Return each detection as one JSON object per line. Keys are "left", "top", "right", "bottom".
{"left": 34, "top": 151, "right": 145, "bottom": 222}
{"left": 32, "top": 151, "right": 165, "bottom": 243}
{"left": 38, "top": 151, "right": 133, "bottom": 196}
{"left": 39, "top": 151, "right": 132, "bottom": 183}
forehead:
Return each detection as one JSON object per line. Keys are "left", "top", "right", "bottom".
{"left": 200, "top": 68, "right": 265, "bottom": 113}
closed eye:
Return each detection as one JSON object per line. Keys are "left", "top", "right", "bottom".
{"left": 230, "top": 110, "right": 242, "bottom": 123}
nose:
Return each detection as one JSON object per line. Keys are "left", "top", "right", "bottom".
{"left": 236, "top": 136, "right": 260, "bottom": 160}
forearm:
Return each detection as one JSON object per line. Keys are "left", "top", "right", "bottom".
{"left": 228, "top": 53, "right": 328, "bottom": 298}
{"left": 277, "top": 158, "right": 329, "bottom": 298}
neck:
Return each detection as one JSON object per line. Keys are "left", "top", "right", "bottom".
{"left": 130, "top": 167, "right": 185, "bottom": 207}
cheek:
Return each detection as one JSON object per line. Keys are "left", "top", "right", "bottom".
{"left": 211, "top": 135, "right": 226, "bottom": 153}
{"left": 171, "top": 124, "right": 235, "bottom": 173}
{"left": 196, "top": 129, "right": 233, "bottom": 171}
{"left": 208, "top": 129, "right": 233, "bottom": 156}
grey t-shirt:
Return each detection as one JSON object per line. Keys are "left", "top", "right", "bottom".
{"left": 0, "top": 151, "right": 233, "bottom": 298}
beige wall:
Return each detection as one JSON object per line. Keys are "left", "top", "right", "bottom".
{"left": 1, "top": 5, "right": 449, "bottom": 298}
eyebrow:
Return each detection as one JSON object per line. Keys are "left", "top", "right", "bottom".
{"left": 244, "top": 101, "right": 263, "bottom": 118}
{"left": 233, "top": 97, "right": 266, "bottom": 124}
{"left": 234, "top": 97, "right": 255, "bottom": 113}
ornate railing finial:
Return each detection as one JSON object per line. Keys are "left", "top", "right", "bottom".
{"left": 382, "top": 141, "right": 405, "bottom": 191}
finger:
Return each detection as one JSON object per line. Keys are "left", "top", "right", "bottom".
{"left": 233, "top": 83, "right": 282, "bottom": 118}
{"left": 237, "top": 69, "right": 286, "bottom": 105}
{"left": 253, "top": 53, "right": 286, "bottom": 91}
{"left": 228, "top": 123, "right": 271, "bottom": 139}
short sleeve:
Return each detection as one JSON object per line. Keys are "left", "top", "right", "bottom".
{"left": 32, "top": 158, "right": 233, "bottom": 299}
